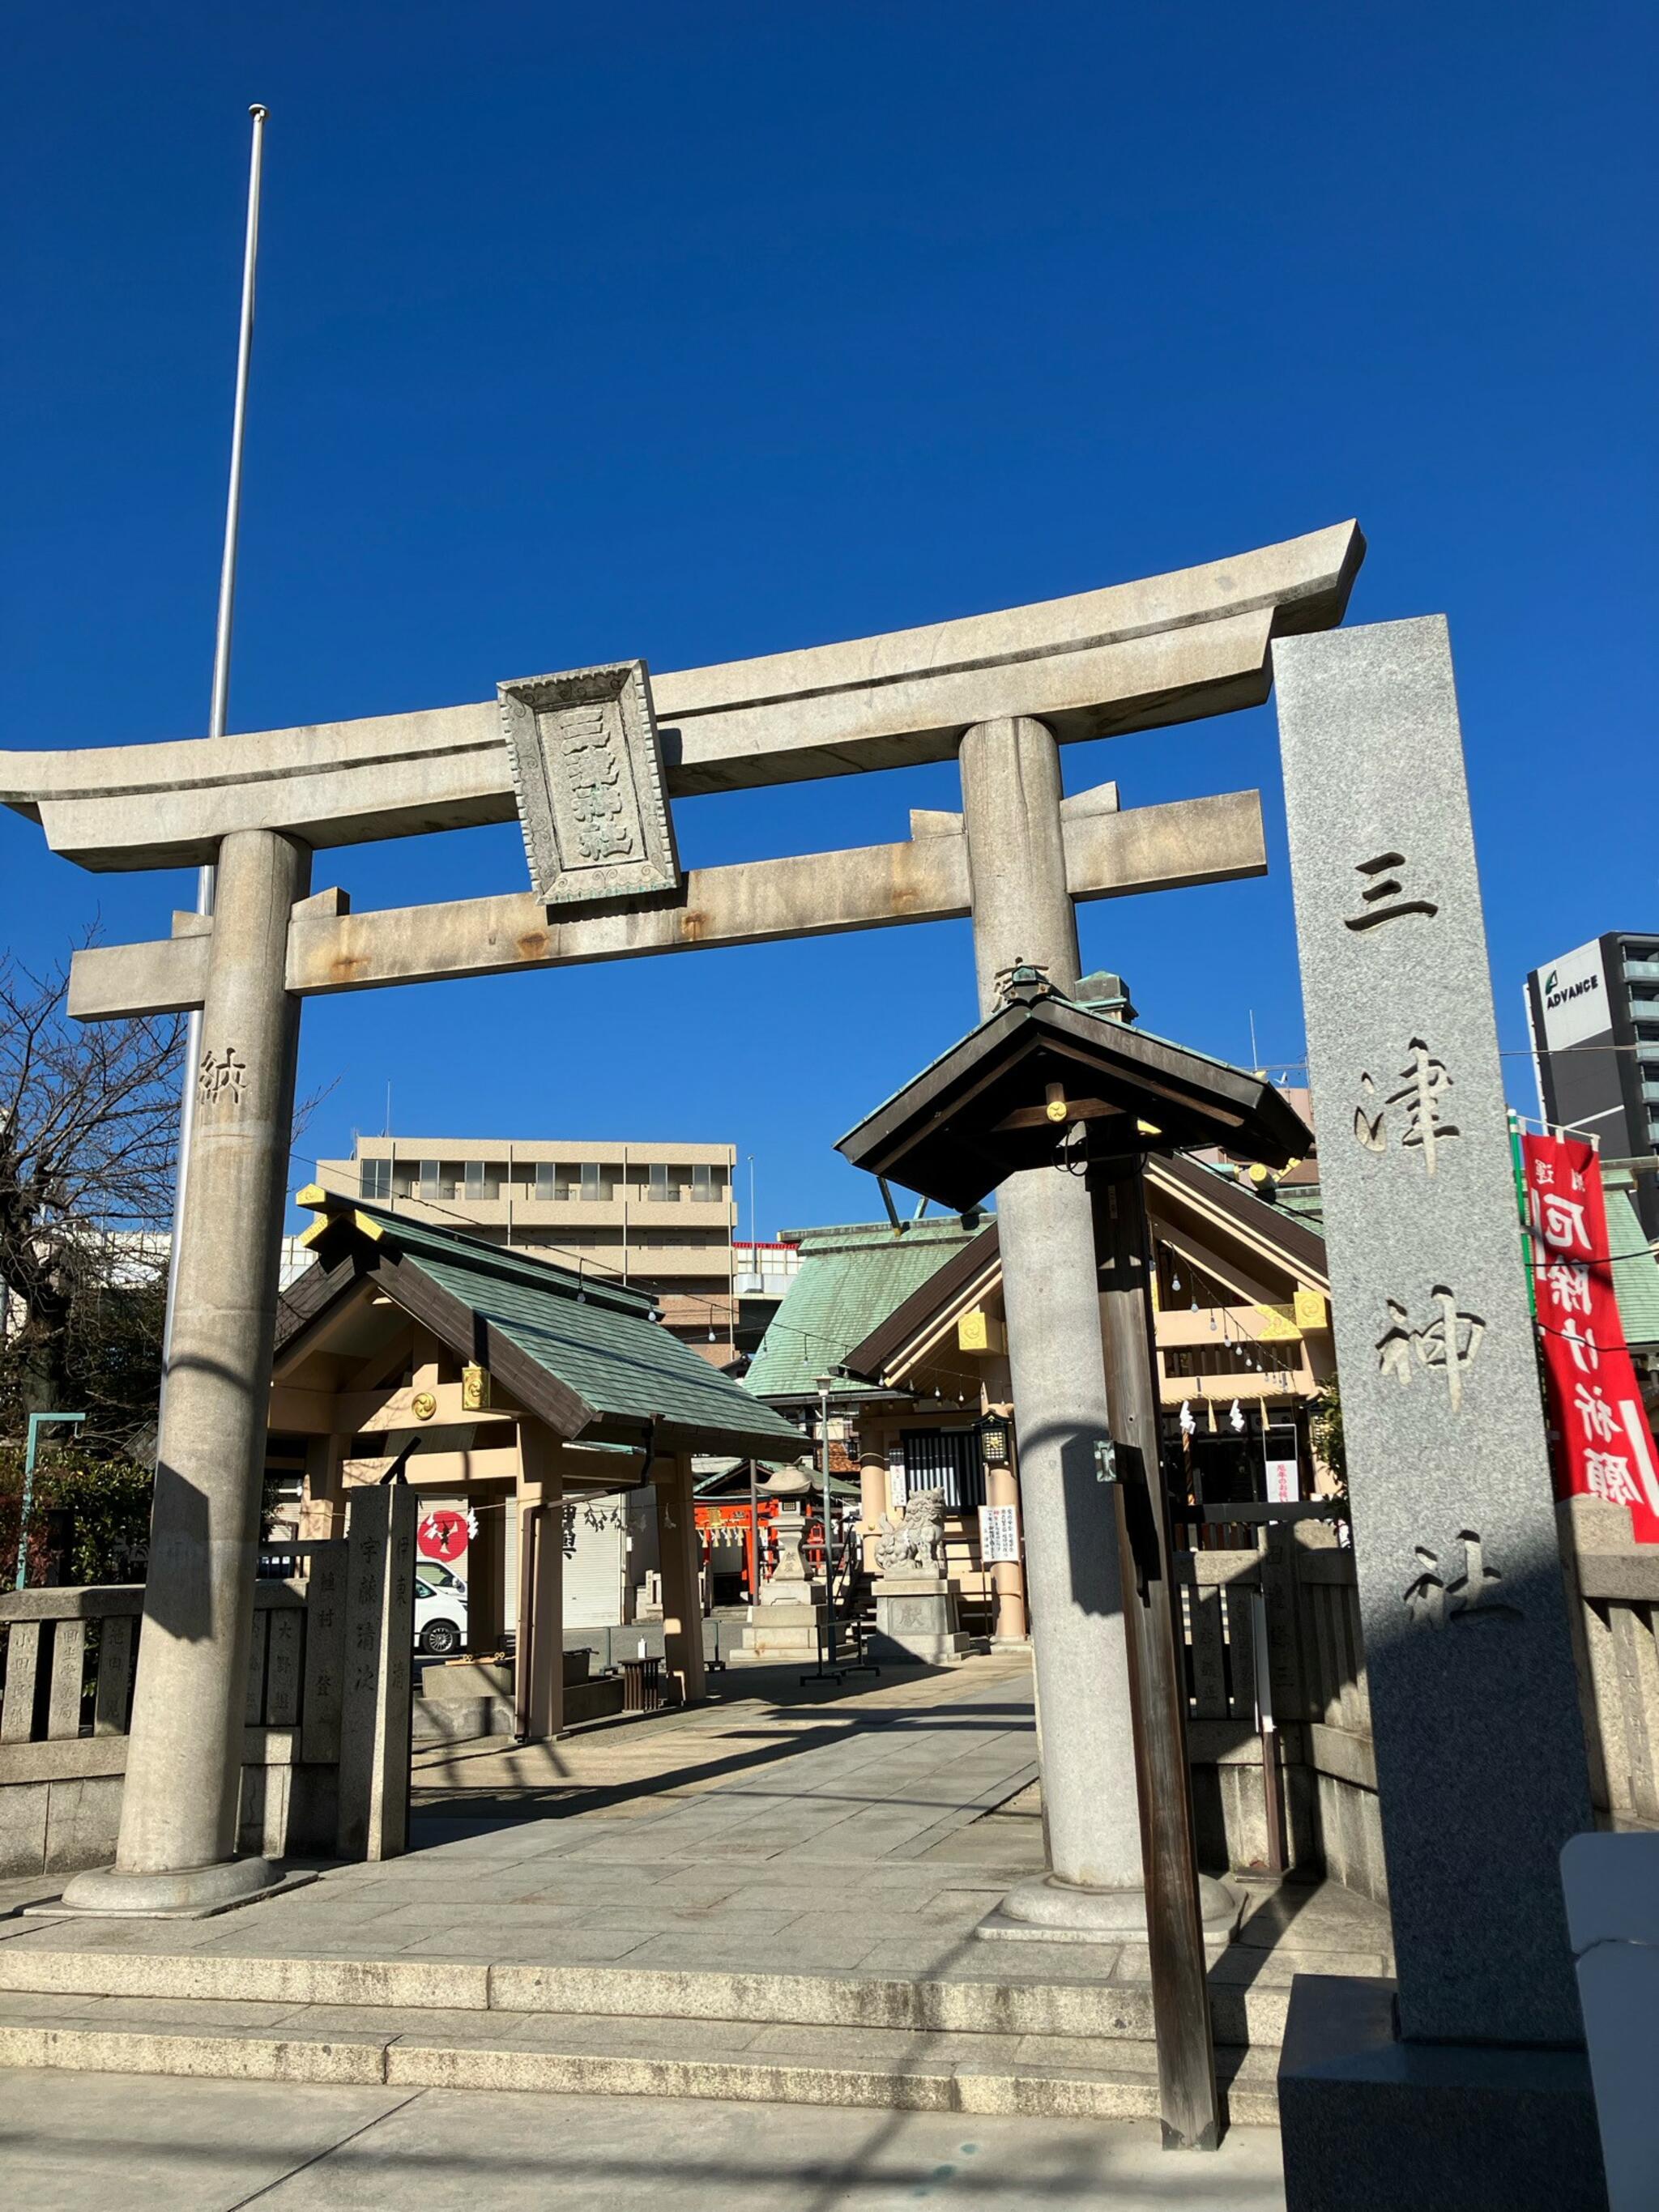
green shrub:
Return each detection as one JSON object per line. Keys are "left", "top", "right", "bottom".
{"left": 0, "top": 1447, "right": 154, "bottom": 1587}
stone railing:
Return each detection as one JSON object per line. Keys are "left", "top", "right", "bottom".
{"left": 1175, "top": 1499, "right": 1659, "bottom": 1909}
{"left": 1559, "top": 1495, "right": 1659, "bottom": 1830}
{"left": 0, "top": 1485, "right": 415, "bottom": 1880}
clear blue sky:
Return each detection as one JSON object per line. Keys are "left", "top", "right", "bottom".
{"left": 3, "top": 4, "right": 1654, "bottom": 1242}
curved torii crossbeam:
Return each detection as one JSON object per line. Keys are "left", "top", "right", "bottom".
{"left": 3, "top": 522, "right": 1358, "bottom": 863}
{"left": 1, "top": 521, "right": 1363, "bottom": 1021}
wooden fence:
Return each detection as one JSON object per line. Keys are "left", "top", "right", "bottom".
{"left": 0, "top": 1485, "right": 415, "bottom": 1880}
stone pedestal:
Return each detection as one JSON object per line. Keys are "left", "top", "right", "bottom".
{"left": 976, "top": 1872, "right": 1239, "bottom": 1953}
{"left": 740, "top": 1592, "right": 828, "bottom": 1663}
{"left": 868, "top": 1574, "right": 979, "bottom": 1664}
{"left": 739, "top": 1469, "right": 828, "bottom": 1664}
{"left": 1277, "top": 1976, "right": 1605, "bottom": 2212}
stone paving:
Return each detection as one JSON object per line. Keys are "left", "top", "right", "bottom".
{"left": 4, "top": 1655, "right": 1052, "bottom": 1970}
{"left": 0, "top": 2066, "right": 1293, "bottom": 2208}
{"left": 2, "top": 1654, "right": 1388, "bottom": 1980}
{"left": 0, "top": 1652, "right": 1391, "bottom": 2132}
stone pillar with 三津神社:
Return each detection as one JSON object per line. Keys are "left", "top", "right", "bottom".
{"left": 1272, "top": 617, "right": 1604, "bottom": 2212}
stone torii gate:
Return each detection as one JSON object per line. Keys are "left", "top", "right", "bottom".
{"left": 2, "top": 522, "right": 1362, "bottom": 1920}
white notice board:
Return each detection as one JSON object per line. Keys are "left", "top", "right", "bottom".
{"left": 979, "top": 1503, "right": 1021, "bottom": 1563}
{"left": 887, "top": 1446, "right": 906, "bottom": 1516}
{"left": 1264, "top": 1430, "right": 1300, "bottom": 1506}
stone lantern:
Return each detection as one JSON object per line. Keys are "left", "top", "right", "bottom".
{"left": 740, "top": 1462, "right": 827, "bottom": 1663}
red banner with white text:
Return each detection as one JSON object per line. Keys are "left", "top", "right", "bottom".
{"left": 1521, "top": 1132, "right": 1659, "bottom": 1544}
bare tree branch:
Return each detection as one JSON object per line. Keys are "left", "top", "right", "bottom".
{"left": 0, "top": 938, "right": 185, "bottom": 1447}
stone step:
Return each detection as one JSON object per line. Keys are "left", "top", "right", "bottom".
{"left": 0, "top": 1988, "right": 1282, "bottom": 2123}
{"left": 0, "top": 1942, "right": 1299, "bottom": 2048}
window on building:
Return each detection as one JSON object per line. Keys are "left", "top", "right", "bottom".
{"left": 579, "top": 1161, "right": 603, "bottom": 1202}
{"left": 648, "top": 1162, "right": 672, "bottom": 1201}
{"left": 901, "top": 1428, "right": 985, "bottom": 1511}
{"left": 360, "top": 1158, "right": 391, "bottom": 1202}
{"left": 417, "top": 1161, "right": 443, "bottom": 1200}
{"left": 692, "top": 1163, "right": 718, "bottom": 1201}
{"left": 463, "top": 1161, "right": 488, "bottom": 1201}
{"left": 534, "top": 1161, "right": 557, "bottom": 1200}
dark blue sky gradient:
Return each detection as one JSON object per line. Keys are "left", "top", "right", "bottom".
{"left": 2, "top": 3, "right": 1653, "bottom": 1239}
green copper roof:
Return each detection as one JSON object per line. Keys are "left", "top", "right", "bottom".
{"left": 313, "top": 1196, "right": 805, "bottom": 1456}
{"left": 1267, "top": 1183, "right": 1326, "bottom": 1233}
{"left": 1606, "top": 1176, "right": 1659, "bottom": 1349}
{"left": 744, "top": 1216, "right": 989, "bottom": 1403}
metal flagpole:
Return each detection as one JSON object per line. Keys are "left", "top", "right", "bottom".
{"left": 160, "top": 104, "right": 271, "bottom": 1372}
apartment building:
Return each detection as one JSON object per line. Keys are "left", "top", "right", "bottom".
{"left": 1527, "top": 931, "right": 1659, "bottom": 1238}
{"left": 314, "top": 1137, "right": 740, "bottom": 1359}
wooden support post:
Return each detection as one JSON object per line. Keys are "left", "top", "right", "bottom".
{"left": 520, "top": 1427, "right": 565, "bottom": 1741}
{"left": 656, "top": 1453, "right": 706, "bottom": 1707}
{"left": 986, "top": 1442, "right": 1028, "bottom": 1643}
{"left": 513, "top": 1494, "right": 538, "bottom": 1741}
{"left": 1093, "top": 1154, "right": 1222, "bottom": 2153}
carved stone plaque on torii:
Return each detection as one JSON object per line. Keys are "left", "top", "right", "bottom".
{"left": 0, "top": 522, "right": 1362, "bottom": 1931}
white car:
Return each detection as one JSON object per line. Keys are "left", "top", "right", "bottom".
{"left": 414, "top": 1558, "right": 467, "bottom": 1656}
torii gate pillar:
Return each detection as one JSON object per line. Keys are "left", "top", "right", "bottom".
{"left": 62, "top": 829, "right": 309, "bottom": 1913}
{"left": 958, "top": 717, "right": 1233, "bottom": 1949}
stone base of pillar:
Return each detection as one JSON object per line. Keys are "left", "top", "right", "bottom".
{"left": 868, "top": 1575, "right": 983, "bottom": 1664}
{"left": 974, "top": 1869, "right": 1239, "bottom": 1953}
{"left": 739, "top": 1597, "right": 826, "bottom": 1662}
{"left": 53, "top": 1856, "right": 313, "bottom": 1920}
{"left": 1277, "top": 1975, "right": 1605, "bottom": 2212}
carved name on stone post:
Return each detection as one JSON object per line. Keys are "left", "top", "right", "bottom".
{"left": 335, "top": 1485, "right": 417, "bottom": 1862}
{"left": 1275, "top": 616, "right": 1593, "bottom": 2047}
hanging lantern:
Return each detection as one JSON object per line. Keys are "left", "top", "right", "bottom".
{"left": 978, "top": 1414, "right": 1012, "bottom": 1467}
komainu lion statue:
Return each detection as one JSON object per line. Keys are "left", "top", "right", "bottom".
{"left": 875, "top": 1487, "right": 946, "bottom": 1575}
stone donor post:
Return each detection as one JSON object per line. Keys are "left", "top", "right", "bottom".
{"left": 335, "top": 1484, "right": 418, "bottom": 1860}
{"left": 63, "top": 829, "right": 310, "bottom": 1914}
{"left": 1273, "top": 618, "right": 1604, "bottom": 2210}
